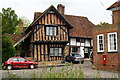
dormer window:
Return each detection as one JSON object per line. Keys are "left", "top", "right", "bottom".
{"left": 46, "top": 26, "right": 57, "bottom": 36}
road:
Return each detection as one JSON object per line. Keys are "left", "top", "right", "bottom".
{"left": 1, "top": 60, "right": 119, "bottom": 78}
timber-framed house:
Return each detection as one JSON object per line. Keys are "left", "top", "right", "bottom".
{"left": 12, "top": 4, "right": 95, "bottom": 61}
{"left": 14, "top": 5, "right": 73, "bottom": 61}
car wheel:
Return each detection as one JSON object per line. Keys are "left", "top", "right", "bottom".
{"left": 29, "top": 64, "right": 35, "bottom": 69}
{"left": 65, "top": 56, "right": 69, "bottom": 61}
{"left": 72, "top": 60, "right": 75, "bottom": 63}
{"left": 6, "top": 65, "right": 12, "bottom": 70}
{"left": 81, "top": 61, "right": 84, "bottom": 64}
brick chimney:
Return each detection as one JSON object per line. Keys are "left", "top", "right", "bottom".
{"left": 107, "top": 1, "right": 120, "bottom": 24}
{"left": 19, "top": 20, "right": 23, "bottom": 33}
{"left": 57, "top": 4, "right": 65, "bottom": 15}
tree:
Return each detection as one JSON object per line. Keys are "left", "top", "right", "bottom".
{"left": 14, "top": 17, "right": 30, "bottom": 34}
{"left": 2, "top": 8, "right": 19, "bottom": 34}
{"left": 2, "top": 35, "right": 16, "bottom": 62}
{"left": 20, "top": 16, "right": 30, "bottom": 27}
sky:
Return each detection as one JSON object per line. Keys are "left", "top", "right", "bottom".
{"left": 0, "top": 0, "right": 117, "bottom": 25}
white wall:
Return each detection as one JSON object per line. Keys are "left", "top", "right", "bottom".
{"left": 77, "top": 42, "right": 80, "bottom": 46}
{"left": 70, "top": 38, "right": 76, "bottom": 45}
{"left": 85, "top": 39, "right": 90, "bottom": 47}
{"left": 80, "top": 47, "right": 84, "bottom": 57}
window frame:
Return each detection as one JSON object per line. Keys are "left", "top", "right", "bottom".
{"left": 71, "top": 47, "right": 79, "bottom": 52}
{"left": 108, "top": 32, "right": 117, "bottom": 52}
{"left": 45, "top": 26, "right": 58, "bottom": 36}
{"left": 49, "top": 47, "right": 62, "bottom": 57}
{"left": 97, "top": 34, "right": 104, "bottom": 52}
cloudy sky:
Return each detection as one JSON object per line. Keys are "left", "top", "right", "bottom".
{"left": 0, "top": 0, "right": 117, "bottom": 25}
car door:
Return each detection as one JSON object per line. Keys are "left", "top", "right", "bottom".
{"left": 18, "top": 58, "right": 28, "bottom": 68}
{"left": 11, "top": 58, "right": 19, "bottom": 68}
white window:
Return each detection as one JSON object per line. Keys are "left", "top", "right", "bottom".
{"left": 85, "top": 39, "right": 90, "bottom": 47}
{"left": 97, "top": 34, "right": 104, "bottom": 52}
{"left": 70, "top": 38, "right": 76, "bottom": 45}
{"left": 46, "top": 26, "right": 57, "bottom": 36}
{"left": 108, "top": 32, "right": 117, "bottom": 52}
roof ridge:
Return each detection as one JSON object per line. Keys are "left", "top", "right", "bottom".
{"left": 64, "top": 14, "right": 87, "bottom": 18}
{"left": 34, "top": 12, "right": 43, "bottom": 13}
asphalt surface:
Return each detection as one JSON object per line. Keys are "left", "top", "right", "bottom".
{"left": 1, "top": 60, "right": 119, "bottom": 78}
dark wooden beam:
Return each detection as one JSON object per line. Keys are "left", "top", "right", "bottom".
{"left": 36, "top": 44, "right": 38, "bottom": 61}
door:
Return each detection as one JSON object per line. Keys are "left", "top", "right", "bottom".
{"left": 84, "top": 47, "right": 90, "bottom": 58}
{"left": 80, "top": 47, "right": 84, "bottom": 57}
{"left": 11, "top": 58, "right": 19, "bottom": 68}
{"left": 18, "top": 58, "right": 28, "bottom": 68}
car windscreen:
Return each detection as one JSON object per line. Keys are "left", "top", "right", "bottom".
{"left": 74, "top": 54, "right": 82, "bottom": 57}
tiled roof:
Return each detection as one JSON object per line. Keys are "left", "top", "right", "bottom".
{"left": 34, "top": 12, "right": 42, "bottom": 20}
{"left": 12, "top": 5, "right": 95, "bottom": 46}
{"left": 33, "top": 13, "right": 95, "bottom": 38}
{"left": 107, "top": 1, "right": 120, "bottom": 10}
{"left": 63, "top": 15, "right": 95, "bottom": 38}
{"left": 5, "top": 33, "right": 22, "bottom": 45}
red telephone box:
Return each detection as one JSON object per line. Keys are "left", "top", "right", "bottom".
{"left": 103, "top": 55, "right": 106, "bottom": 64}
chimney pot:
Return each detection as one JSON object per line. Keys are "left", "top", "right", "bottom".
{"left": 57, "top": 4, "right": 65, "bottom": 15}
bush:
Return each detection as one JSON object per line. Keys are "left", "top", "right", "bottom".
{"left": 2, "top": 35, "right": 16, "bottom": 62}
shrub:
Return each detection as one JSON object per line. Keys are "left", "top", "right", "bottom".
{"left": 2, "top": 35, "right": 16, "bottom": 62}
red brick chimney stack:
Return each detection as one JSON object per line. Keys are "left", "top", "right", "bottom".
{"left": 19, "top": 20, "right": 23, "bottom": 33}
{"left": 57, "top": 4, "right": 65, "bottom": 15}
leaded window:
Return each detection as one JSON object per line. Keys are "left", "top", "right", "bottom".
{"left": 49, "top": 48, "right": 62, "bottom": 56}
{"left": 46, "top": 26, "right": 57, "bottom": 36}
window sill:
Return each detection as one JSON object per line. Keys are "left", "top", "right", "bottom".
{"left": 46, "top": 35, "right": 58, "bottom": 37}
{"left": 107, "top": 51, "right": 117, "bottom": 53}
{"left": 97, "top": 52, "right": 104, "bottom": 54}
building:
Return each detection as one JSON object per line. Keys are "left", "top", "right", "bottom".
{"left": 93, "top": 0, "right": 120, "bottom": 70}
{"left": 64, "top": 15, "right": 94, "bottom": 58}
{"left": 13, "top": 4, "right": 95, "bottom": 61}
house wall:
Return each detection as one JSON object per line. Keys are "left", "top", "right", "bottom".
{"left": 69, "top": 37, "right": 92, "bottom": 58}
{"left": 32, "top": 10, "right": 69, "bottom": 61}
{"left": 33, "top": 13, "right": 68, "bottom": 41}
{"left": 93, "top": 25, "right": 119, "bottom": 70}
{"left": 112, "top": 10, "right": 120, "bottom": 24}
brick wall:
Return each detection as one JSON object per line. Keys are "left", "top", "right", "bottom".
{"left": 93, "top": 24, "right": 119, "bottom": 70}
{"left": 118, "top": 23, "right": 120, "bottom": 71}
{"left": 112, "top": 10, "right": 120, "bottom": 24}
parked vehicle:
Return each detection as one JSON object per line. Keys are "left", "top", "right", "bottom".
{"left": 65, "top": 54, "right": 84, "bottom": 64}
{"left": 3, "top": 57, "right": 37, "bottom": 70}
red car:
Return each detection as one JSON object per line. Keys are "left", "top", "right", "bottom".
{"left": 3, "top": 57, "right": 37, "bottom": 70}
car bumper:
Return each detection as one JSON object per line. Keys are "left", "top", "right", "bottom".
{"left": 74, "top": 59, "right": 84, "bottom": 62}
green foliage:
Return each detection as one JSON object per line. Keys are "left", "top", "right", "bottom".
{"left": 14, "top": 25, "right": 21, "bottom": 34}
{"left": 96, "top": 22, "right": 110, "bottom": 27}
{"left": 30, "top": 63, "right": 84, "bottom": 78}
{"left": 2, "top": 7, "right": 19, "bottom": 34}
{"left": 2, "top": 35, "right": 16, "bottom": 62}
{"left": 20, "top": 16, "right": 30, "bottom": 27}
{"left": 0, "top": 13, "right": 2, "bottom": 69}
{"left": 14, "top": 17, "right": 30, "bottom": 34}
{"left": 7, "top": 71, "right": 21, "bottom": 79}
